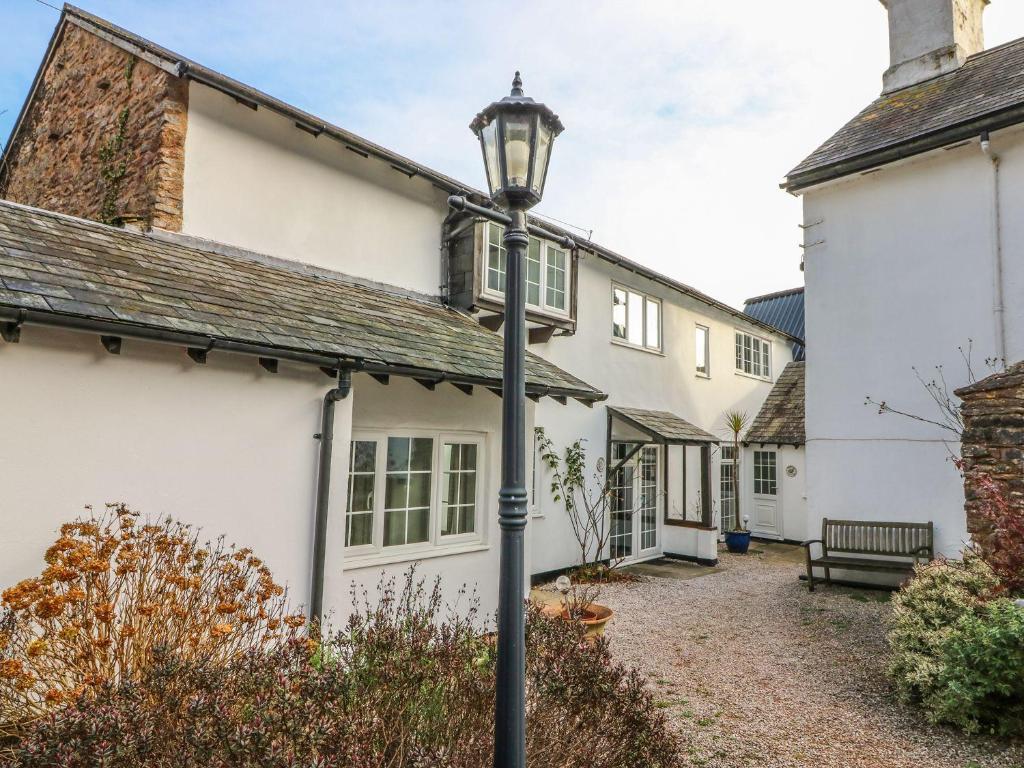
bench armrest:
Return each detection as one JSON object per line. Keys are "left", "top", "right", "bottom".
{"left": 801, "top": 539, "right": 823, "bottom": 548}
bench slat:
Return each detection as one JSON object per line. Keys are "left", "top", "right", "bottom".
{"left": 809, "top": 556, "right": 916, "bottom": 572}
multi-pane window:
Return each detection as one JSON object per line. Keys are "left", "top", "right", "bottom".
{"left": 609, "top": 443, "right": 635, "bottom": 560}
{"left": 546, "top": 247, "right": 567, "bottom": 310}
{"left": 638, "top": 446, "right": 658, "bottom": 551}
{"left": 735, "top": 331, "right": 771, "bottom": 378}
{"left": 696, "top": 325, "right": 710, "bottom": 376}
{"left": 612, "top": 286, "right": 661, "bottom": 351}
{"left": 720, "top": 446, "right": 737, "bottom": 531}
{"left": 346, "top": 440, "right": 376, "bottom": 547}
{"left": 345, "top": 433, "right": 484, "bottom": 555}
{"left": 384, "top": 437, "right": 433, "bottom": 547}
{"left": 441, "top": 443, "right": 478, "bottom": 536}
{"left": 753, "top": 450, "right": 777, "bottom": 496}
{"left": 484, "top": 225, "right": 569, "bottom": 315}
{"left": 526, "top": 238, "right": 541, "bottom": 307}
{"left": 486, "top": 223, "right": 506, "bottom": 293}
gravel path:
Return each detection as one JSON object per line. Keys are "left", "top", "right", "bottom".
{"left": 597, "top": 544, "right": 1024, "bottom": 768}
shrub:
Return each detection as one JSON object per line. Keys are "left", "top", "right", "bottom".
{"left": 0, "top": 505, "right": 305, "bottom": 732}
{"left": 887, "top": 551, "right": 999, "bottom": 704}
{"left": 5, "top": 570, "right": 682, "bottom": 767}
{"left": 924, "top": 599, "right": 1024, "bottom": 736}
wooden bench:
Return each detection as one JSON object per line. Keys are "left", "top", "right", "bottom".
{"left": 802, "top": 518, "right": 934, "bottom": 592}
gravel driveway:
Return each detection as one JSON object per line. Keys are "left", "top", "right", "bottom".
{"left": 597, "top": 543, "right": 1024, "bottom": 768}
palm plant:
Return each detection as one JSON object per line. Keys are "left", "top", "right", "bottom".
{"left": 722, "top": 410, "right": 749, "bottom": 532}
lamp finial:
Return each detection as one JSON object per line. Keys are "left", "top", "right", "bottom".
{"left": 511, "top": 71, "right": 524, "bottom": 97}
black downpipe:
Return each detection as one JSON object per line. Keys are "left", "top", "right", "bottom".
{"left": 309, "top": 369, "right": 352, "bottom": 624}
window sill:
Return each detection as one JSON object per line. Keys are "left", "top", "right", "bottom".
{"left": 344, "top": 542, "right": 490, "bottom": 570}
{"left": 695, "top": 372, "right": 711, "bottom": 380}
{"left": 664, "top": 519, "right": 717, "bottom": 531}
{"left": 734, "top": 369, "right": 772, "bottom": 383}
{"left": 610, "top": 338, "right": 664, "bottom": 357}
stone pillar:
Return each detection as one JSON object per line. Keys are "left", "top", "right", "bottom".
{"left": 955, "top": 361, "right": 1024, "bottom": 553}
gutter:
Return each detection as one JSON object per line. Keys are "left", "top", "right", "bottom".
{"left": 0, "top": 306, "right": 606, "bottom": 403}
{"left": 309, "top": 369, "right": 352, "bottom": 624}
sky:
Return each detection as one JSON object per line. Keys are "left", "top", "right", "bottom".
{"left": 2, "top": 1, "right": 1024, "bottom": 308}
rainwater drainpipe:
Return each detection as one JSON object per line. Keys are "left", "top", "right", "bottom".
{"left": 981, "top": 131, "right": 1008, "bottom": 363}
{"left": 309, "top": 369, "right": 352, "bottom": 624}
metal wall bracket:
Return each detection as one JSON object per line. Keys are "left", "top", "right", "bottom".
{"left": 100, "top": 335, "right": 122, "bottom": 355}
{"left": 1, "top": 310, "right": 25, "bottom": 343}
{"left": 187, "top": 347, "right": 208, "bottom": 364}
{"left": 259, "top": 357, "right": 279, "bottom": 373}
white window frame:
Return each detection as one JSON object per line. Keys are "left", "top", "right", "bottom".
{"left": 611, "top": 284, "right": 662, "bottom": 352}
{"left": 695, "top": 324, "right": 710, "bottom": 377}
{"left": 344, "top": 429, "right": 486, "bottom": 560}
{"left": 481, "top": 223, "right": 571, "bottom": 319}
{"left": 734, "top": 329, "right": 771, "bottom": 380}
{"left": 753, "top": 450, "right": 777, "bottom": 496}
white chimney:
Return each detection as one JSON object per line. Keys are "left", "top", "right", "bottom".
{"left": 880, "top": 0, "right": 989, "bottom": 93}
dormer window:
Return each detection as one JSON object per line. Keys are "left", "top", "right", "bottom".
{"left": 483, "top": 223, "right": 570, "bottom": 317}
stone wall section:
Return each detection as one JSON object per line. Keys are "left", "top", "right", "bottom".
{"left": 957, "top": 361, "right": 1024, "bottom": 552}
{"left": 0, "top": 23, "right": 187, "bottom": 230}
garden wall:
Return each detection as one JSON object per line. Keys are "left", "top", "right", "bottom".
{"left": 957, "top": 361, "right": 1024, "bottom": 553}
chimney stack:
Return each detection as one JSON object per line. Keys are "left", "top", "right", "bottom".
{"left": 880, "top": 0, "right": 989, "bottom": 93}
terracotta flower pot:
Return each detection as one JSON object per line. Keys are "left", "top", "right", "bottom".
{"left": 540, "top": 602, "right": 613, "bottom": 642}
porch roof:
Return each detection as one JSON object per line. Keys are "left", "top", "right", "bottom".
{"left": 0, "top": 200, "right": 605, "bottom": 402}
{"left": 608, "top": 406, "right": 718, "bottom": 445}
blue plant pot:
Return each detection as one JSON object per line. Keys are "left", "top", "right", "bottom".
{"left": 725, "top": 530, "right": 752, "bottom": 554}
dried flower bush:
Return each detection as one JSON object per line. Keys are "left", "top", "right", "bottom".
{"left": 968, "top": 472, "right": 1024, "bottom": 595}
{"left": 0, "top": 504, "right": 305, "bottom": 734}
{"left": 6, "top": 569, "right": 682, "bottom": 767}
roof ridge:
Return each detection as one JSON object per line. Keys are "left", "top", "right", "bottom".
{"left": 744, "top": 286, "right": 804, "bottom": 305}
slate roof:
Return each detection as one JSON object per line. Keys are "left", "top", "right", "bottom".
{"left": 745, "top": 362, "right": 805, "bottom": 446}
{"left": 0, "top": 200, "right": 604, "bottom": 400}
{"left": 608, "top": 407, "right": 719, "bottom": 445}
{"left": 786, "top": 37, "right": 1024, "bottom": 191}
{"left": 744, "top": 287, "right": 805, "bottom": 361}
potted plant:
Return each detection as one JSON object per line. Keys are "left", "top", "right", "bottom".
{"left": 722, "top": 410, "right": 752, "bottom": 554}
{"left": 539, "top": 575, "right": 613, "bottom": 642}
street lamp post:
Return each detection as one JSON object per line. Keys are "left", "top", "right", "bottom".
{"left": 457, "top": 72, "right": 564, "bottom": 768}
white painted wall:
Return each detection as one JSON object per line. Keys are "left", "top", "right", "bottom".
{"left": 0, "top": 329, "right": 516, "bottom": 624}
{"left": 181, "top": 83, "right": 450, "bottom": 297}
{"left": 800, "top": 127, "right": 1024, "bottom": 566}
{"left": 0, "top": 325, "right": 347, "bottom": 616}
{"left": 335, "top": 373, "right": 519, "bottom": 626}
{"left": 528, "top": 254, "right": 796, "bottom": 573}
{"left": 176, "top": 79, "right": 797, "bottom": 577}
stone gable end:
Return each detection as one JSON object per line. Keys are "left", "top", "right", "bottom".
{"left": 0, "top": 22, "right": 187, "bottom": 230}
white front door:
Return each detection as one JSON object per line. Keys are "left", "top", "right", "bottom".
{"left": 609, "top": 443, "right": 660, "bottom": 562}
{"left": 751, "top": 449, "right": 781, "bottom": 539}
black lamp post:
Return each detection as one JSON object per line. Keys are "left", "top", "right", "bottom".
{"left": 455, "top": 72, "right": 564, "bottom": 768}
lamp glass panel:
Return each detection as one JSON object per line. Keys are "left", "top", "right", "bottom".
{"left": 502, "top": 112, "right": 533, "bottom": 188}
{"left": 531, "top": 119, "right": 552, "bottom": 196}
{"left": 480, "top": 120, "right": 501, "bottom": 196}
